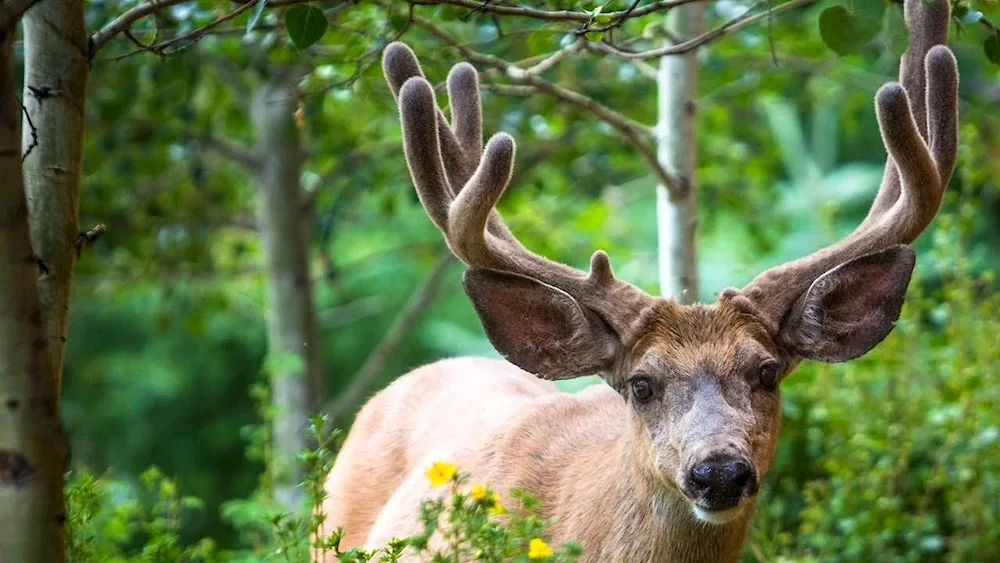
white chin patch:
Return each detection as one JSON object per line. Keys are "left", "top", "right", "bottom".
{"left": 692, "top": 504, "right": 744, "bottom": 525}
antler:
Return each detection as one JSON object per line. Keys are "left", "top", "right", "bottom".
{"left": 733, "top": 0, "right": 959, "bottom": 332}
{"left": 382, "top": 42, "right": 652, "bottom": 342}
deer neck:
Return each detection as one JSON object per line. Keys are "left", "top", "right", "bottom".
{"left": 552, "top": 414, "right": 754, "bottom": 563}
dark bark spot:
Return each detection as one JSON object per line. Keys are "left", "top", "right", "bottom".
{"left": 295, "top": 274, "right": 307, "bottom": 289}
{"left": 27, "top": 86, "right": 54, "bottom": 100}
{"left": 0, "top": 147, "right": 17, "bottom": 158}
{"left": 30, "top": 253, "right": 50, "bottom": 276}
{"left": 0, "top": 450, "right": 35, "bottom": 487}
{"left": 5, "top": 399, "right": 18, "bottom": 411}
{"left": 56, "top": 512, "right": 67, "bottom": 526}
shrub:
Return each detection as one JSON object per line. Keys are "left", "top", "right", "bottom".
{"left": 66, "top": 416, "right": 581, "bottom": 563}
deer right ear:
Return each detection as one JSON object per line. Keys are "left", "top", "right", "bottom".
{"left": 462, "top": 268, "right": 620, "bottom": 380}
{"left": 779, "top": 245, "right": 916, "bottom": 363}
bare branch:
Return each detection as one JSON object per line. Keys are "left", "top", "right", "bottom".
{"left": 592, "top": 0, "right": 817, "bottom": 60}
{"left": 90, "top": 0, "right": 317, "bottom": 57}
{"left": 75, "top": 223, "right": 108, "bottom": 257}
{"left": 324, "top": 252, "right": 453, "bottom": 425}
{"left": 479, "top": 83, "right": 538, "bottom": 96}
{"left": 90, "top": 0, "right": 188, "bottom": 56}
{"left": 0, "top": 0, "right": 43, "bottom": 30}
{"left": 409, "top": 13, "right": 684, "bottom": 196}
{"left": 524, "top": 37, "right": 586, "bottom": 75}
{"left": 407, "top": 0, "right": 700, "bottom": 25}
{"left": 189, "top": 132, "right": 261, "bottom": 171}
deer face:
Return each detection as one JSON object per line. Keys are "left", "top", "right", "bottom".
{"left": 619, "top": 301, "right": 784, "bottom": 524}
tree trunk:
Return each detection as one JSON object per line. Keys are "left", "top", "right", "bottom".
{"left": 656, "top": 5, "right": 703, "bottom": 302}
{"left": 21, "top": 0, "right": 88, "bottom": 388}
{"left": 0, "top": 28, "right": 67, "bottom": 563}
{"left": 252, "top": 77, "right": 323, "bottom": 511}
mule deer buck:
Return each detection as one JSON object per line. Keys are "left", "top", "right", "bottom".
{"left": 322, "top": 0, "right": 958, "bottom": 560}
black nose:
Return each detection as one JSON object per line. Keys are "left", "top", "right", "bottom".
{"left": 688, "top": 457, "right": 756, "bottom": 509}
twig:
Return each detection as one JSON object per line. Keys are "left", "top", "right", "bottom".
{"left": 90, "top": 0, "right": 189, "bottom": 56}
{"left": 324, "top": 252, "right": 454, "bottom": 425}
{"left": 523, "top": 37, "right": 585, "bottom": 75}
{"left": 408, "top": 12, "right": 683, "bottom": 197}
{"left": 90, "top": 0, "right": 318, "bottom": 58}
{"left": 575, "top": 0, "right": 642, "bottom": 35}
{"left": 146, "top": 0, "right": 261, "bottom": 54}
{"left": 479, "top": 83, "right": 538, "bottom": 96}
{"left": 406, "top": 0, "right": 700, "bottom": 25}
{"left": 75, "top": 224, "right": 108, "bottom": 257}
{"left": 591, "top": 0, "right": 817, "bottom": 60}
{"left": 0, "top": 0, "right": 44, "bottom": 31}
{"left": 188, "top": 133, "right": 261, "bottom": 171}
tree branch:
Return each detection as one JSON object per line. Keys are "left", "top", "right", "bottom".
{"left": 409, "top": 13, "right": 683, "bottom": 196}
{"left": 90, "top": 0, "right": 188, "bottom": 56}
{"left": 406, "top": 0, "right": 700, "bottom": 25}
{"left": 89, "top": 0, "right": 317, "bottom": 57}
{"left": 324, "top": 252, "right": 454, "bottom": 426}
{"left": 0, "top": 0, "right": 44, "bottom": 30}
{"left": 591, "top": 0, "right": 818, "bottom": 60}
{"left": 188, "top": 132, "right": 261, "bottom": 171}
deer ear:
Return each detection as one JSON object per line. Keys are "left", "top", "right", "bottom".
{"left": 780, "top": 245, "right": 916, "bottom": 363}
{"left": 462, "top": 268, "right": 619, "bottom": 380}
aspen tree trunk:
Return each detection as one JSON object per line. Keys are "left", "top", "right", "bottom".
{"left": 21, "top": 0, "right": 88, "bottom": 383}
{"left": 656, "top": 5, "right": 703, "bottom": 302}
{"left": 0, "top": 29, "right": 67, "bottom": 563}
{"left": 252, "top": 78, "right": 323, "bottom": 510}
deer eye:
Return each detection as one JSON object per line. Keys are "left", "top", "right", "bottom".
{"left": 630, "top": 377, "right": 654, "bottom": 403}
{"left": 759, "top": 362, "right": 781, "bottom": 390}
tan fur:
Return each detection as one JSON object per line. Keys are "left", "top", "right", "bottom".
{"left": 321, "top": 302, "right": 779, "bottom": 563}
{"left": 322, "top": 1, "right": 956, "bottom": 560}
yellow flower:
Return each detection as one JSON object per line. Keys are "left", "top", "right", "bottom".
{"left": 425, "top": 461, "right": 457, "bottom": 488}
{"left": 489, "top": 493, "right": 504, "bottom": 514}
{"left": 527, "top": 538, "right": 553, "bottom": 560}
{"left": 470, "top": 484, "right": 487, "bottom": 500}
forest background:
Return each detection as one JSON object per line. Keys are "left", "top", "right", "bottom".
{"left": 2, "top": 0, "right": 999, "bottom": 561}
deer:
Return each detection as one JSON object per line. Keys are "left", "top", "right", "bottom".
{"left": 321, "top": 0, "right": 958, "bottom": 561}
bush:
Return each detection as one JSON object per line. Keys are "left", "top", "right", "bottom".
{"left": 747, "top": 221, "right": 1000, "bottom": 561}
{"left": 66, "top": 416, "right": 581, "bottom": 563}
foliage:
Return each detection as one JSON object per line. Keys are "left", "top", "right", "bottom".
{"left": 745, "top": 197, "right": 1000, "bottom": 561}
{"left": 66, "top": 415, "right": 581, "bottom": 563}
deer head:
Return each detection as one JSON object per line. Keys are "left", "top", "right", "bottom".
{"left": 382, "top": 0, "right": 957, "bottom": 527}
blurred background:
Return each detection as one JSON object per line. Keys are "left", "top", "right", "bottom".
{"left": 53, "top": 0, "right": 999, "bottom": 560}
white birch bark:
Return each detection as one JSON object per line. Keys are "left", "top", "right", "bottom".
{"left": 0, "top": 27, "right": 67, "bottom": 563}
{"left": 21, "top": 0, "right": 88, "bottom": 385}
{"left": 656, "top": 5, "right": 703, "bottom": 302}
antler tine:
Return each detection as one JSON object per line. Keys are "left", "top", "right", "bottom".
{"left": 384, "top": 42, "right": 515, "bottom": 242}
{"left": 388, "top": 42, "right": 654, "bottom": 342}
{"left": 398, "top": 77, "right": 453, "bottom": 233}
{"left": 383, "top": 42, "right": 473, "bottom": 191}
{"left": 735, "top": 0, "right": 958, "bottom": 332}
{"left": 864, "top": 0, "right": 954, "bottom": 222}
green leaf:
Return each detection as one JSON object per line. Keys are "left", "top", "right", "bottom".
{"left": 284, "top": 4, "right": 328, "bottom": 50}
{"left": 986, "top": 34, "right": 1000, "bottom": 66}
{"left": 818, "top": 4, "right": 884, "bottom": 56}
{"left": 883, "top": 3, "right": 909, "bottom": 57}
{"left": 246, "top": 0, "right": 267, "bottom": 33}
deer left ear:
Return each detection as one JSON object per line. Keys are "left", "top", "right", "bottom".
{"left": 779, "top": 245, "right": 916, "bottom": 363}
